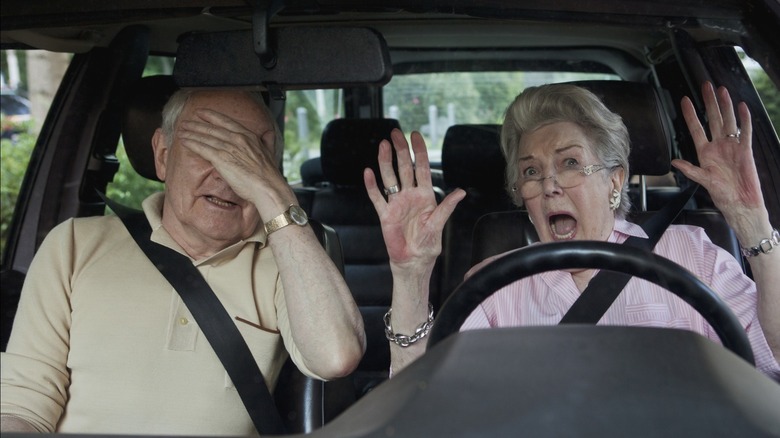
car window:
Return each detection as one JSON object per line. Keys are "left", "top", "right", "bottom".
{"left": 282, "top": 89, "right": 343, "bottom": 183}
{"left": 739, "top": 49, "right": 780, "bottom": 133}
{"left": 0, "top": 100, "right": 33, "bottom": 264}
{"left": 1, "top": 48, "right": 68, "bottom": 264}
{"left": 382, "top": 71, "right": 620, "bottom": 163}
{"left": 2, "top": 52, "right": 173, "bottom": 263}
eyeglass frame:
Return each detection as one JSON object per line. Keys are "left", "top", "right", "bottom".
{"left": 511, "top": 163, "right": 611, "bottom": 199}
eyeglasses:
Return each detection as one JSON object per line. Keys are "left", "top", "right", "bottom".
{"left": 513, "top": 164, "right": 608, "bottom": 199}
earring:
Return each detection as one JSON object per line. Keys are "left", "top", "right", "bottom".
{"left": 609, "top": 189, "right": 621, "bottom": 211}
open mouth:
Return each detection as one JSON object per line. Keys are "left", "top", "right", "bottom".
{"left": 549, "top": 214, "right": 576, "bottom": 240}
{"left": 205, "top": 195, "right": 238, "bottom": 208}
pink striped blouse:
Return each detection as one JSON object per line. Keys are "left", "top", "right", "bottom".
{"left": 461, "top": 218, "right": 779, "bottom": 379}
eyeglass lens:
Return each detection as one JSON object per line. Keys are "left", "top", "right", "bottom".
{"left": 519, "top": 165, "right": 605, "bottom": 198}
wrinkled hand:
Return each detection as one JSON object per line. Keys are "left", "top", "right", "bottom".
{"left": 672, "top": 82, "right": 765, "bottom": 214}
{"left": 177, "top": 109, "right": 286, "bottom": 205}
{"left": 364, "top": 129, "right": 465, "bottom": 272}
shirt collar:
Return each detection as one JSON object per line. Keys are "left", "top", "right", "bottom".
{"left": 611, "top": 217, "right": 648, "bottom": 243}
{"left": 534, "top": 217, "right": 647, "bottom": 290}
{"left": 141, "top": 192, "right": 267, "bottom": 265}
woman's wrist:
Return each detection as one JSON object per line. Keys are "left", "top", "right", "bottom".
{"left": 740, "top": 228, "right": 780, "bottom": 258}
{"left": 721, "top": 207, "right": 771, "bottom": 248}
{"left": 389, "top": 257, "right": 436, "bottom": 280}
{"left": 384, "top": 303, "right": 435, "bottom": 347}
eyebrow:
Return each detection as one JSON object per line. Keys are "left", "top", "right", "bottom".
{"left": 518, "top": 144, "right": 584, "bottom": 162}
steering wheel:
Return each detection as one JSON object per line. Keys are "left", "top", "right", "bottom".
{"left": 427, "top": 241, "right": 755, "bottom": 365}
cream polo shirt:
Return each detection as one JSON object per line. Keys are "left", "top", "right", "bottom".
{"left": 1, "top": 193, "right": 318, "bottom": 434}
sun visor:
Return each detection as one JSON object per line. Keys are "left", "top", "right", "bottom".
{"left": 173, "top": 26, "right": 392, "bottom": 91}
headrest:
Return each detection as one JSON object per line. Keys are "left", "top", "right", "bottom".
{"left": 570, "top": 80, "right": 673, "bottom": 176}
{"left": 300, "top": 156, "right": 325, "bottom": 187}
{"left": 320, "top": 118, "right": 401, "bottom": 188}
{"left": 121, "top": 75, "right": 179, "bottom": 181}
{"left": 441, "top": 124, "right": 505, "bottom": 193}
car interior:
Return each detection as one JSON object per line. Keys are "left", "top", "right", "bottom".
{"left": 113, "top": 69, "right": 756, "bottom": 434}
{"left": 2, "top": 0, "right": 780, "bottom": 436}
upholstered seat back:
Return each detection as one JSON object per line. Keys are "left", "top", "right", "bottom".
{"left": 439, "top": 124, "right": 516, "bottom": 304}
{"left": 299, "top": 118, "right": 406, "bottom": 395}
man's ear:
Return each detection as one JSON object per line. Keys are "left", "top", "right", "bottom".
{"left": 151, "top": 128, "right": 168, "bottom": 181}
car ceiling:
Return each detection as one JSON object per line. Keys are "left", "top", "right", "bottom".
{"left": 1, "top": 0, "right": 778, "bottom": 84}
{"left": 0, "top": 0, "right": 764, "bottom": 49}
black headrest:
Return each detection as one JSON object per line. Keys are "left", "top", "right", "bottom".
{"left": 570, "top": 80, "right": 673, "bottom": 176}
{"left": 121, "top": 75, "right": 179, "bottom": 181}
{"left": 320, "top": 118, "right": 401, "bottom": 188}
{"left": 300, "top": 156, "right": 324, "bottom": 187}
{"left": 441, "top": 124, "right": 505, "bottom": 192}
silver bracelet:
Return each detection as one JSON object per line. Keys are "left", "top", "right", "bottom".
{"left": 740, "top": 229, "right": 780, "bottom": 258}
{"left": 384, "top": 303, "right": 434, "bottom": 347}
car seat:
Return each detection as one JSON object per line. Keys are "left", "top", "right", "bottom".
{"left": 438, "top": 124, "right": 517, "bottom": 306}
{"left": 298, "top": 118, "right": 429, "bottom": 397}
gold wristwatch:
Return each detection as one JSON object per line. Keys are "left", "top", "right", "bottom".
{"left": 264, "top": 204, "right": 309, "bottom": 235}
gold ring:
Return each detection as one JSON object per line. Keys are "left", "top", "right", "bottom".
{"left": 725, "top": 128, "right": 741, "bottom": 139}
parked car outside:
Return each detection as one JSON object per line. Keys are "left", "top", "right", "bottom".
{"left": 0, "top": 90, "right": 30, "bottom": 139}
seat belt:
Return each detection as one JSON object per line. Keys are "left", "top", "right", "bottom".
{"left": 560, "top": 183, "right": 699, "bottom": 324}
{"left": 102, "top": 195, "right": 286, "bottom": 435}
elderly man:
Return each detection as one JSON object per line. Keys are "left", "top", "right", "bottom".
{"left": 0, "top": 89, "right": 366, "bottom": 434}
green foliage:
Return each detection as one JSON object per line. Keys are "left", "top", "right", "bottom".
{"left": 143, "top": 57, "right": 174, "bottom": 77}
{"left": 751, "top": 72, "right": 780, "bottom": 134}
{"left": 1, "top": 138, "right": 161, "bottom": 260}
{"left": 1, "top": 132, "right": 35, "bottom": 257}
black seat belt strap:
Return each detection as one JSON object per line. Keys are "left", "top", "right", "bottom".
{"left": 560, "top": 183, "right": 698, "bottom": 324}
{"left": 103, "top": 195, "right": 286, "bottom": 435}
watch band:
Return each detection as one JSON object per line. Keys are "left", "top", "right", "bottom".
{"left": 740, "top": 228, "right": 780, "bottom": 258}
{"left": 264, "top": 211, "right": 291, "bottom": 235}
{"left": 263, "top": 205, "right": 308, "bottom": 236}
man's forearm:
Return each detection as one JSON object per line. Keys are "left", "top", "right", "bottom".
{"left": 269, "top": 224, "right": 366, "bottom": 378}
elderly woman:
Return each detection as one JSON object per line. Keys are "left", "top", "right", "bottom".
{"left": 363, "top": 82, "right": 779, "bottom": 379}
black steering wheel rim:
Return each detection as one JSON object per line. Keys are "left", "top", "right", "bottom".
{"left": 428, "top": 241, "right": 755, "bottom": 365}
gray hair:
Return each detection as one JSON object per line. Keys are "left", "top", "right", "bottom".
{"left": 160, "top": 89, "right": 284, "bottom": 165}
{"left": 501, "top": 83, "right": 631, "bottom": 218}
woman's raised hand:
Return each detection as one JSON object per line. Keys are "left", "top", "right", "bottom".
{"left": 672, "top": 82, "right": 765, "bottom": 217}
{"left": 364, "top": 129, "right": 465, "bottom": 273}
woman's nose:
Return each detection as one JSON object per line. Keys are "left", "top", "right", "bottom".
{"left": 541, "top": 174, "right": 561, "bottom": 195}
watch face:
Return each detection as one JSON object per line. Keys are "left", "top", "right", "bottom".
{"left": 289, "top": 205, "right": 308, "bottom": 225}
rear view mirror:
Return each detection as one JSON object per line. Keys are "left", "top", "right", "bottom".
{"left": 173, "top": 26, "right": 392, "bottom": 90}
